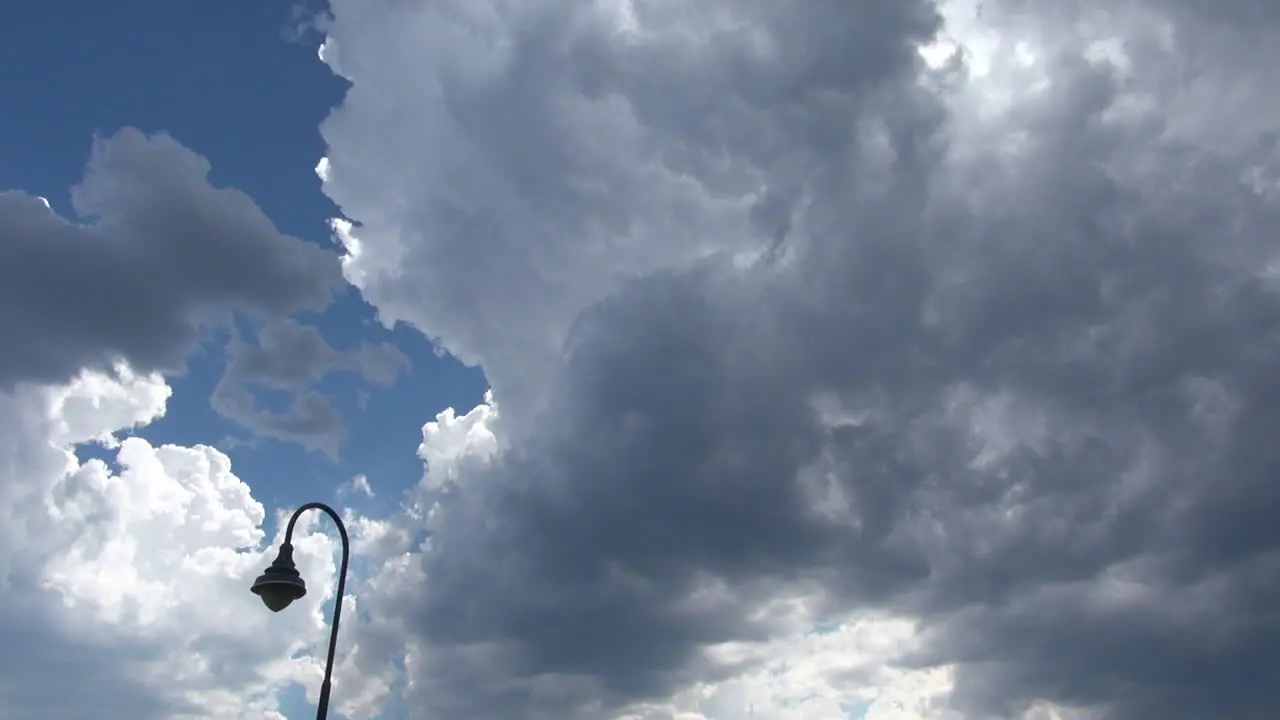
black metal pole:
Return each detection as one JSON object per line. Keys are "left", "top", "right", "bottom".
{"left": 283, "top": 502, "right": 350, "bottom": 720}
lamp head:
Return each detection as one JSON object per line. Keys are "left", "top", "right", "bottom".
{"left": 250, "top": 542, "right": 307, "bottom": 612}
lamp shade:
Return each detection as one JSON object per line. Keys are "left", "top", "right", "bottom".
{"left": 250, "top": 543, "right": 308, "bottom": 612}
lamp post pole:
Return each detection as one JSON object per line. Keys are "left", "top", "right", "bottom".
{"left": 250, "top": 502, "right": 350, "bottom": 720}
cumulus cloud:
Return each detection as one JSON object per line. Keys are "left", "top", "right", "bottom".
{"left": 416, "top": 391, "right": 500, "bottom": 491}
{"left": 0, "top": 368, "right": 341, "bottom": 719}
{"left": 0, "top": 128, "right": 413, "bottom": 454}
{"left": 0, "top": 128, "right": 341, "bottom": 391}
{"left": 0, "top": 129, "right": 367, "bottom": 717}
{"left": 318, "top": 0, "right": 1280, "bottom": 718}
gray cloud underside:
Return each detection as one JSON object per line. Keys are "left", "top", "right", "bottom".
{"left": 0, "top": 128, "right": 342, "bottom": 391}
{"left": 212, "top": 318, "right": 409, "bottom": 456}
{"left": 0, "top": 622, "right": 189, "bottom": 720}
{"left": 319, "top": 0, "right": 1280, "bottom": 718}
{"left": 0, "top": 128, "right": 411, "bottom": 455}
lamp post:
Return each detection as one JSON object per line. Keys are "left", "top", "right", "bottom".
{"left": 250, "top": 502, "right": 350, "bottom": 720}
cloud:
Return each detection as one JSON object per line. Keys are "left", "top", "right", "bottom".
{"left": 318, "top": 0, "right": 1280, "bottom": 718}
{"left": 0, "top": 126, "right": 396, "bottom": 458}
{"left": 344, "top": 473, "right": 375, "bottom": 498}
{"left": 221, "top": 318, "right": 409, "bottom": 391}
{"left": 0, "top": 128, "right": 342, "bottom": 392}
{"left": 416, "top": 391, "right": 500, "bottom": 491}
{"left": 0, "top": 129, "right": 370, "bottom": 717}
{"left": 282, "top": 1, "right": 334, "bottom": 46}
{"left": 0, "top": 367, "right": 341, "bottom": 719}
{"left": 211, "top": 318, "right": 410, "bottom": 456}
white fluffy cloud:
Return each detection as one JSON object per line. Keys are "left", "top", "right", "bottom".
{"left": 317, "top": 0, "right": 1280, "bottom": 718}
{"left": 417, "top": 391, "right": 501, "bottom": 491}
{"left": 0, "top": 367, "right": 344, "bottom": 718}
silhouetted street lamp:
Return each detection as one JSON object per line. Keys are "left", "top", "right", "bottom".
{"left": 251, "top": 502, "right": 350, "bottom": 720}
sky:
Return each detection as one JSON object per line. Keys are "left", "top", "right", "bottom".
{"left": 2, "top": 0, "right": 1279, "bottom": 718}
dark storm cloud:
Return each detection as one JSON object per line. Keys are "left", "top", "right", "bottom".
{"left": 320, "top": 0, "right": 1280, "bottom": 717}
{"left": 0, "top": 128, "right": 342, "bottom": 391}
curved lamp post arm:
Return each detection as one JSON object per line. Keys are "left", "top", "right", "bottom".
{"left": 283, "top": 502, "right": 350, "bottom": 720}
